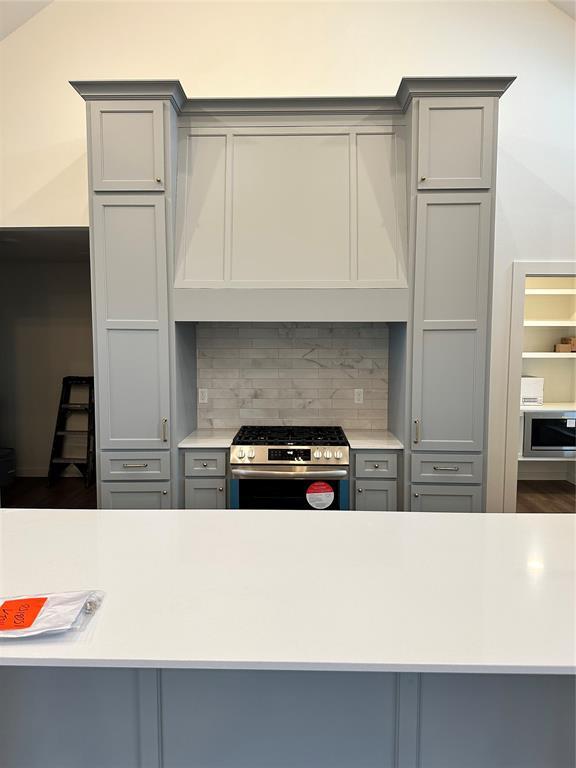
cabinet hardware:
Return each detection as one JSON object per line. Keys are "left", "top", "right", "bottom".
{"left": 420, "top": 176, "right": 426, "bottom": 181}
{"left": 122, "top": 463, "right": 148, "bottom": 468}
{"left": 218, "top": 487, "right": 224, "bottom": 492}
{"left": 357, "top": 488, "right": 363, "bottom": 493}
{"left": 433, "top": 466, "right": 460, "bottom": 471}
{"left": 374, "top": 463, "right": 380, "bottom": 468}
{"left": 162, "top": 490, "right": 167, "bottom": 495}
{"left": 162, "top": 418, "right": 168, "bottom": 442}
{"left": 202, "top": 462, "right": 208, "bottom": 467}
{"left": 155, "top": 177, "right": 162, "bottom": 183}
{"left": 413, "top": 419, "right": 420, "bottom": 444}
{"left": 414, "top": 493, "right": 419, "bottom": 498}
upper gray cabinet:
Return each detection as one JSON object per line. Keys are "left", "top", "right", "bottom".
{"left": 89, "top": 101, "right": 165, "bottom": 191}
{"left": 411, "top": 193, "right": 490, "bottom": 452}
{"left": 417, "top": 97, "right": 495, "bottom": 189}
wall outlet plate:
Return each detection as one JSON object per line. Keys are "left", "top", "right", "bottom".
{"left": 198, "top": 388, "right": 208, "bottom": 404}
{"left": 354, "top": 388, "right": 364, "bottom": 404}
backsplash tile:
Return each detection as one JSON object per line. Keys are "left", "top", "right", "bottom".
{"left": 196, "top": 323, "right": 388, "bottom": 430}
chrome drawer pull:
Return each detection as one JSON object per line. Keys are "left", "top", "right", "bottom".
{"left": 162, "top": 418, "right": 168, "bottom": 442}
{"left": 413, "top": 419, "right": 420, "bottom": 444}
{"left": 202, "top": 462, "right": 208, "bottom": 467}
{"left": 374, "top": 463, "right": 380, "bottom": 469}
{"left": 218, "top": 487, "right": 224, "bottom": 492}
{"left": 122, "top": 463, "right": 149, "bottom": 468}
{"left": 433, "top": 466, "right": 460, "bottom": 471}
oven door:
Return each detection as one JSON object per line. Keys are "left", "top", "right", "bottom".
{"left": 523, "top": 412, "right": 576, "bottom": 458}
{"left": 230, "top": 467, "right": 349, "bottom": 510}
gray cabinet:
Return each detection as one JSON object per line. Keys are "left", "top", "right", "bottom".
{"left": 100, "top": 451, "right": 170, "bottom": 481}
{"left": 89, "top": 101, "right": 165, "bottom": 191}
{"left": 411, "top": 193, "right": 490, "bottom": 453}
{"left": 92, "top": 195, "right": 170, "bottom": 450}
{"left": 354, "top": 480, "right": 397, "bottom": 511}
{"left": 184, "top": 450, "right": 227, "bottom": 477}
{"left": 411, "top": 453, "right": 483, "bottom": 484}
{"left": 417, "top": 97, "right": 494, "bottom": 189}
{"left": 355, "top": 452, "right": 397, "bottom": 479}
{"left": 100, "top": 481, "right": 171, "bottom": 509}
{"left": 410, "top": 485, "right": 482, "bottom": 513}
{"left": 185, "top": 478, "right": 226, "bottom": 509}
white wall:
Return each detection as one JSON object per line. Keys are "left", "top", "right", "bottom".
{"left": 0, "top": 1, "right": 574, "bottom": 507}
{"left": 0, "top": 257, "right": 93, "bottom": 476}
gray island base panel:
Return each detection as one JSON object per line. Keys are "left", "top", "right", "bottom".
{"left": 0, "top": 509, "right": 574, "bottom": 768}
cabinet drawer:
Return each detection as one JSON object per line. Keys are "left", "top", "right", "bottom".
{"left": 354, "top": 480, "right": 397, "bottom": 512}
{"left": 354, "top": 452, "right": 397, "bottom": 479}
{"left": 184, "top": 450, "right": 227, "bottom": 477}
{"left": 100, "top": 481, "right": 171, "bottom": 509}
{"left": 100, "top": 451, "right": 170, "bottom": 481}
{"left": 411, "top": 454, "right": 483, "bottom": 484}
{"left": 185, "top": 478, "right": 227, "bottom": 509}
{"left": 410, "top": 484, "right": 482, "bottom": 513}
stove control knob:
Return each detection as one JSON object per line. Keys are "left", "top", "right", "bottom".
{"left": 313, "top": 449, "right": 323, "bottom": 460}
{"left": 237, "top": 448, "right": 245, "bottom": 459}
{"left": 335, "top": 450, "right": 343, "bottom": 460}
{"left": 323, "top": 449, "right": 332, "bottom": 460}
{"left": 247, "top": 448, "right": 256, "bottom": 459}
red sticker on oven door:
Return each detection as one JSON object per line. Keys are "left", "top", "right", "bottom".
{"left": 306, "top": 481, "right": 334, "bottom": 510}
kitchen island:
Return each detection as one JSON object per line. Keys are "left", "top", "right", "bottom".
{"left": 0, "top": 508, "right": 574, "bottom": 767}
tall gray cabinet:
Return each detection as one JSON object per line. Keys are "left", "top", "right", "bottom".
{"left": 73, "top": 83, "right": 185, "bottom": 508}
{"left": 408, "top": 94, "right": 501, "bottom": 511}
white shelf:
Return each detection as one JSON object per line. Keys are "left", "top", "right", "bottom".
{"left": 521, "top": 402, "right": 576, "bottom": 412}
{"left": 518, "top": 454, "right": 576, "bottom": 462}
{"left": 524, "top": 320, "right": 576, "bottom": 327}
{"left": 522, "top": 352, "right": 576, "bottom": 359}
{"left": 525, "top": 289, "right": 576, "bottom": 295}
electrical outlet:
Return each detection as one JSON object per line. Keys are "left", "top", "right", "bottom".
{"left": 198, "top": 388, "right": 208, "bottom": 404}
{"left": 354, "top": 388, "right": 364, "bottom": 404}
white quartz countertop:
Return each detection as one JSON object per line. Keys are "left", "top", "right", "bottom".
{"left": 178, "top": 429, "right": 403, "bottom": 450}
{"left": 0, "top": 509, "right": 573, "bottom": 674}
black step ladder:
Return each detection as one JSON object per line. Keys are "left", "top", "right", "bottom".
{"left": 48, "top": 376, "right": 95, "bottom": 487}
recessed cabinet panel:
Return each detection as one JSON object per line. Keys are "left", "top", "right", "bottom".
{"left": 182, "top": 135, "right": 226, "bottom": 283}
{"left": 96, "top": 198, "right": 165, "bottom": 322}
{"left": 100, "top": 481, "right": 171, "bottom": 509}
{"left": 100, "top": 451, "right": 170, "bottom": 481}
{"left": 354, "top": 480, "right": 397, "bottom": 511}
{"left": 411, "top": 453, "right": 483, "bottom": 484}
{"left": 185, "top": 478, "right": 226, "bottom": 509}
{"left": 103, "top": 329, "right": 169, "bottom": 448}
{"left": 418, "top": 97, "right": 494, "bottom": 189}
{"left": 356, "top": 132, "right": 403, "bottom": 283}
{"left": 415, "top": 195, "right": 489, "bottom": 323}
{"left": 411, "top": 485, "right": 482, "bottom": 512}
{"left": 91, "top": 101, "right": 164, "bottom": 191}
{"left": 414, "top": 329, "right": 482, "bottom": 451}
{"left": 232, "top": 134, "right": 350, "bottom": 284}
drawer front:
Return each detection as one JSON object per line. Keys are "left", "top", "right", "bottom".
{"left": 354, "top": 480, "right": 397, "bottom": 512}
{"left": 100, "top": 481, "right": 171, "bottom": 509}
{"left": 185, "top": 478, "right": 227, "bottom": 509}
{"left": 411, "top": 453, "right": 483, "bottom": 484}
{"left": 184, "top": 450, "right": 227, "bottom": 477}
{"left": 354, "top": 452, "right": 397, "bottom": 479}
{"left": 410, "top": 484, "right": 482, "bottom": 513}
{"left": 100, "top": 451, "right": 170, "bottom": 481}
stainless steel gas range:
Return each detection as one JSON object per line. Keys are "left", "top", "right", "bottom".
{"left": 229, "top": 426, "right": 350, "bottom": 510}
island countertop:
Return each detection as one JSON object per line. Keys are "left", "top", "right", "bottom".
{"left": 0, "top": 508, "right": 573, "bottom": 674}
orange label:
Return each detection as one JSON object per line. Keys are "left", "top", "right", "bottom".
{"left": 0, "top": 597, "right": 47, "bottom": 631}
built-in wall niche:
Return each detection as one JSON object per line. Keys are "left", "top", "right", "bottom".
{"left": 184, "top": 322, "right": 397, "bottom": 430}
{"left": 522, "top": 276, "right": 576, "bottom": 407}
{"left": 175, "top": 126, "right": 407, "bottom": 290}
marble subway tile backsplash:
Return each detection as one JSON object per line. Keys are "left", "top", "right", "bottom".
{"left": 196, "top": 323, "right": 389, "bottom": 429}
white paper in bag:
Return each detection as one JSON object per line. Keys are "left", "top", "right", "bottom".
{"left": 0, "top": 590, "right": 104, "bottom": 639}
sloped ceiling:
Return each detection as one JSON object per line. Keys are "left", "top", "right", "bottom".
{"left": 0, "top": 0, "right": 53, "bottom": 41}
{"left": 549, "top": 0, "right": 576, "bottom": 19}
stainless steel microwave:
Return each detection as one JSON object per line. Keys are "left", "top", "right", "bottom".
{"left": 523, "top": 411, "right": 576, "bottom": 459}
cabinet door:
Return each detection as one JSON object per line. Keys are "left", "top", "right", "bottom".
{"left": 90, "top": 101, "right": 165, "bottom": 191}
{"left": 411, "top": 193, "right": 490, "bottom": 452}
{"left": 354, "top": 480, "right": 397, "bottom": 511}
{"left": 410, "top": 485, "right": 482, "bottom": 512}
{"left": 417, "top": 97, "right": 494, "bottom": 189}
{"left": 93, "top": 196, "right": 170, "bottom": 449}
{"left": 100, "top": 481, "right": 171, "bottom": 509}
{"left": 185, "top": 478, "right": 227, "bottom": 509}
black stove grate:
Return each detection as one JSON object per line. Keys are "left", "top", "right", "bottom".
{"left": 233, "top": 425, "right": 348, "bottom": 446}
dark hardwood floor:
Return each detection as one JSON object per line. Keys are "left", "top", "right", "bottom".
{"left": 516, "top": 480, "right": 575, "bottom": 513}
{"left": 1, "top": 477, "right": 97, "bottom": 509}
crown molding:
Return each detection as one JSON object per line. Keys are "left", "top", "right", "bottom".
{"left": 395, "top": 76, "right": 516, "bottom": 110}
{"left": 70, "top": 80, "right": 187, "bottom": 111}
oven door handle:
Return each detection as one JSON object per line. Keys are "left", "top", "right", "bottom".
{"left": 230, "top": 467, "right": 348, "bottom": 479}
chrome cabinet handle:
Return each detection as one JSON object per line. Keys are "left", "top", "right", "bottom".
{"left": 156, "top": 177, "right": 162, "bottom": 183}
{"left": 202, "top": 462, "right": 208, "bottom": 467}
{"left": 374, "top": 463, "right": 380, "bottom": 469}
{"left": 122, "top": 463, "right": 148, "bottom": 468}
{"left": 162, "top": 418, "right": 168, "bottom": 442}
{"left": 413, "top": 419, "right": 420, "bottom": 444}
{"left": 218, "top": 487, "right": 224, "bottom": 492}
{"left": 433, "top": 466, "right": 460, "bottom": 472}
{"left": 420, "top": 176, "right": 426, "bottom": 181}
{"left": 162, "top": 490, "right": 167, "bottom": 495}
{"left": 357, "top": 488, "right": 363, "bottom": 493}
{"left": 414, "top": 493, "right": 420, "bottom": 498}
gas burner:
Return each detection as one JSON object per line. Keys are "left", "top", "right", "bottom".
{"left": 233, "top": 425, "right": 348, "bottom": 447}
{"left": 231, "top": 426, "right": 350, "bottom": 466}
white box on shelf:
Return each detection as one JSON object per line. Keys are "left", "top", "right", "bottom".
{"left": 521, "top": 376, "right": 544, "bottom": 407}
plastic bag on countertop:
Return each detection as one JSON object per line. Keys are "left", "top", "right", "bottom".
{"left": 0, "top": 590, "right": 104, "bottom": 638}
